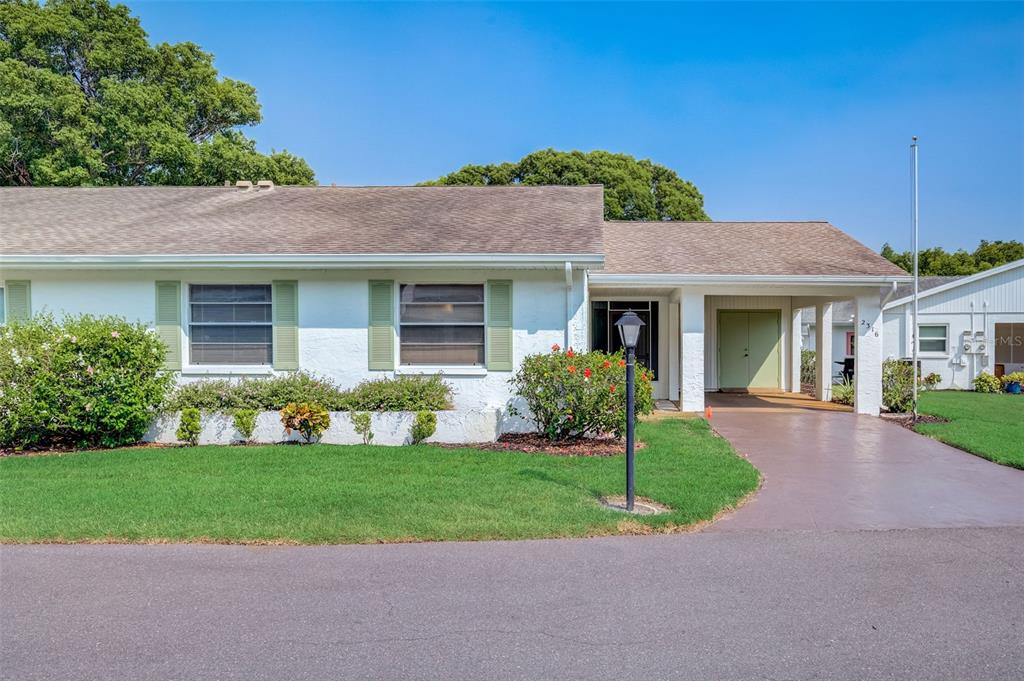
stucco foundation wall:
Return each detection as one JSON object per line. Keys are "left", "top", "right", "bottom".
{"left": 1, "top": 268, "right": 580, "bottom": 413}
{"left": 144, "top": 409, "right": 519, "bottom": 445}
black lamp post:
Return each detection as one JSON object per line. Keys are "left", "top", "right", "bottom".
{"left": 615, "top": 310, "right": 645, "bottom": 513}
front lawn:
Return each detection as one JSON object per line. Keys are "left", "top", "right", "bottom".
{"left": 915, "top": 391, "right": 1024, "bottom": 469}
{"left": 0, "top": 418, "right": 759, "bottom": 544}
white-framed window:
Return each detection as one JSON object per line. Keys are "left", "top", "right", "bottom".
{"left": 398, "top": 283, "right": 485, "bottom": 366}
{"left": 918, "top": 324, "right": 948, "bottom": 354}
{"left": 188, "top": 284, "right": 273, "bottom": 365}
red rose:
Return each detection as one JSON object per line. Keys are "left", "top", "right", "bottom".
{"left": 567, "top": 365, "right": 577, "bottom": 373}
{"left": 551, "top": 343, "right": 561, "bottom": 353}
{"left": 602, "top": 360, "right": 611, "bottom": 369}
{"left": 583, "top": 368, "right": 592, "bottom": 378}
{"left": 618, "top": 359, "right": 626, "bottom": 367}
{"left": 566, "top": 348, "right": 575, "bottom": 358}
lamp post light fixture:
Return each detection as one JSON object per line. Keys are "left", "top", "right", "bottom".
{"left": 615, "top": 310, "right": 645, "bottom": 513}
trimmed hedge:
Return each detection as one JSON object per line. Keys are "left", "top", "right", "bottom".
{"left": 164, "top": 372, "right": 453, "bottom": 413}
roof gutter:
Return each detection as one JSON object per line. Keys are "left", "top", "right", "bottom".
{"left": 0, "top": 253, "right": 606, "bottom": 271}
{"left": 588, "top": 273, "right": 912, "bottom": 286}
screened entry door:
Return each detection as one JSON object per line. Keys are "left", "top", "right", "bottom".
{"left": 718, "top": 310, "right": 781, "bottom": 390}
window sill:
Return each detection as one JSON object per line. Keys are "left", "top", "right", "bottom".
{"left": 396, "top": 365, "right": 488, "bottom": 377}
{"left": 181, "top": 365, "right": 275, "bottom": 376}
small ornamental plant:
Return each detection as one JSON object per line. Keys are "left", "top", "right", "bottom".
{"left": 921, "top": 372, "right": 942, "bottom": 390}
{"left": 973, "top": 372, "right": 1001, "bottom": 394}
{"left": 352, "top": 412, "right": 373, "bottom": 445}
{"left": 176, "top": 408, "right": 201, "bottom": 446}
{"left": 410, "top": 410, "right": 437, "bottom": 444}
{"left": 232, "top": 409, "right": 258, "bottom": 444}
{"left": 509, "top": 345, "right": 654, "bottom": 441}
{"left": 280, "top": 402, "right": 331, "bottom": 443}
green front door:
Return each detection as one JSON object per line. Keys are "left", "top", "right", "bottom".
{"left": 718, "top": 310, "right": 781, "bottom": 390}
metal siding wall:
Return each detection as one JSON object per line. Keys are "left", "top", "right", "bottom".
{"left": 916, "top": 266, "right": 1024, "bottom": 314}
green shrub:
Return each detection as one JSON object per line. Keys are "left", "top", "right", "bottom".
{"left": 830, "top": 378, "right": 855, "bottom": 406}
{"left": 1000, "top": 371, "right": 1024, "bottom": 388}
{"left": 882, "top": 359, "right": 916, "bottom": 413}
{"left": 974, "top": 372, "right": 1002, "bottom": 393}
{"left": 410, "top": 410, "right": 437, "bottom": 444}
{"left": 339, "top": 374, "right": 453, "bottom": 411}
{"left": 164, "top": 372, "right": 452, "bottom": 412}
{"left": 509, "top": 346, "right": 654, "bottom": 441}
{"left": 280, "top": 402, "right": 330, "bottom": 443}
{"left": 800, "top": 349, "right": 816, "bottom": 386}
{"left": 232, "top": 409, "right": 258, "bottom": 444}
{"left": 352, "top": 412, "right": 373, "bottom": 445}
{"left": 176, "top": 408, "right": 201, "bottom": 446}
{"left": 0, "top": 314, "right": 175, "bottom": 449}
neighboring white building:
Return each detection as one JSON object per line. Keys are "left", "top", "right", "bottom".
{"left": 882, "top": 260, "right": 1024, "bottom": 389}
{"left": 0, "top": 184, "right": 910, "bottom": 420}
{"left": 801, "top": 262, "right": 1024, "bottom": 389}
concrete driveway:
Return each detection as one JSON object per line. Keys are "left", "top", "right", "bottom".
{"left": 706, "top": 395, "right": 1024, "bottom": 531}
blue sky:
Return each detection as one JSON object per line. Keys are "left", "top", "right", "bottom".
{"left": 125, "top": 1, "right": 1023, "bottom": 251}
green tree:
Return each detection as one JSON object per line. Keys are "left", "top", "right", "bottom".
{"left": 881, "top": 240, "right": 1024, "bottom": 276}
{"left": 0, "top": 0, "right": 314, "bottom": 186}
{"left": 422, "top": 149, "right": 709, "bottom": 221}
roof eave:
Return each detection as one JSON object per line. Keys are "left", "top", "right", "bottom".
{"left": 589, "top": 273, "right": 912, "bottom": 286}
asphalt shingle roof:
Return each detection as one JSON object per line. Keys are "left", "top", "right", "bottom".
{"left": 0, "top": 185, "right": 606, "bottom": 256}
{"left": 602, "top": 221, "right": 908, "bottom": 277}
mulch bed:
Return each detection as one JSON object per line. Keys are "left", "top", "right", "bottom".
{"left": 455, "top": 433, "right": 644, "bottom": 457}
{"left": 880, "top": 413, "right": 949, "bottom": 431}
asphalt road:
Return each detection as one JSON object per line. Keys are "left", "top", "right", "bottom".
{"left": 2, "top": 527, "right": 1022, "bottom": 681}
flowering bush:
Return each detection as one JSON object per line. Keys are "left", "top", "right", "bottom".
{"left": 280, "top": 402, "right": 331, "bottom": 443}
{"left": 1000, "top": 371, "right": 1024, "bottom": 389}
{"left": 509, "top": 345, "right": 654, "bottom": 441}
{"left": 0, "top": 314, "right": 174, "bottom": 449}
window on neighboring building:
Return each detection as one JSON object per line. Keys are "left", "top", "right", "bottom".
{"left": 845, "top": 331, "right": 855, "bottom": 357}
{"left": 399, "top": 284, "right": 485, "bottom": 366}
{"left": 918, "top": 324, "right": 948, "bottom": 354}
{"left": 590, "top": 301, "right": 659, "bottom": 377}
{"left": 995, "top": 323, "right": 1024, "bottom": 367}
{"left": 189, "top": 284, "right": 273, "bottom": 365}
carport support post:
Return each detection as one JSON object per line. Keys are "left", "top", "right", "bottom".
{"left": 854, "top": 293, "right": 883, "bottom": 415}
{"left": 815, "top": 302, "right": 834, "bottom": 401}
{"left": 679, "top": 290, "right": 705, "bottom": 412}
{"left": 790, "top": 307, "right": 802, "bottom": 392}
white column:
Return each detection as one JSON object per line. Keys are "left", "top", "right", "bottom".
{"left": 680, "top": 290, "right": 705, "bottom": 412}
{"left": 815, "top": 302, "right": 833, "bottom": 401}
{"left": 854, "top": 293, "right": 883, "bottom": 415}
{"left": 790, "top": 307, "right": 802, "bottom": 393}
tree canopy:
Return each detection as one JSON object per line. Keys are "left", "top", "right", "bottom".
{"left": 0, "top": 0, "right": 314, "bottom": 186}
{"left": 422, "top": 149, "right": 709, "bottom": 221}
{"left": 881, "top": 240, "right": 1024, "bottom": 276}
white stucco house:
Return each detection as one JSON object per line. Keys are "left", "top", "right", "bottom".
{"left": 0, "top": 184, "right": 909, "bottom": 425}
{"left": 801, "top": 260, "right": 1024, "bottom": 389}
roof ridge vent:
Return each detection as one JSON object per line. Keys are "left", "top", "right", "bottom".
{"left": 235, "top": 180, "right": 253, "bottom": 190}
{"left": 256, "top": 180, "right": 274, "bottom": 190}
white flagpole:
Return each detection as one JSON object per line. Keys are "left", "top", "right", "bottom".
{"left": 911, "top": 136, "right": 920, "bottom": 421}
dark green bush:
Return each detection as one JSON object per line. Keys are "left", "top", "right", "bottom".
{"left": 0, "top": 314, "right": 174, "bottom": 449}
{"left": 164, "top": 372, "right": 453, "bottom": 413}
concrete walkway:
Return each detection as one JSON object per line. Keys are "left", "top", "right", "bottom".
{"left": 707, "top": 399, "right": 1024, "bottom": 531}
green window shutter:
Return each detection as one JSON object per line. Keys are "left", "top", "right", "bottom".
{"left": 154, "top": 281, "right": 181, "bottom": 370}
{"left": 5, "top": 280, "right": 30, "bottom": 322}
{"left": 368, "top": 280, "right": 395, "bottom": 371}
{"left": 273, "top": 280, "right": 299, "bottom": 371}
{"left": 486, "top": 280, "right": 513, "bottom": 371}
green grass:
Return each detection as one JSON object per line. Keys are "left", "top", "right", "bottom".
{"left": 915, "top": 391, "right": 1024, "bottom": 469}
{"left": 0, "top": 418, "right": 759, "bottom": 544}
